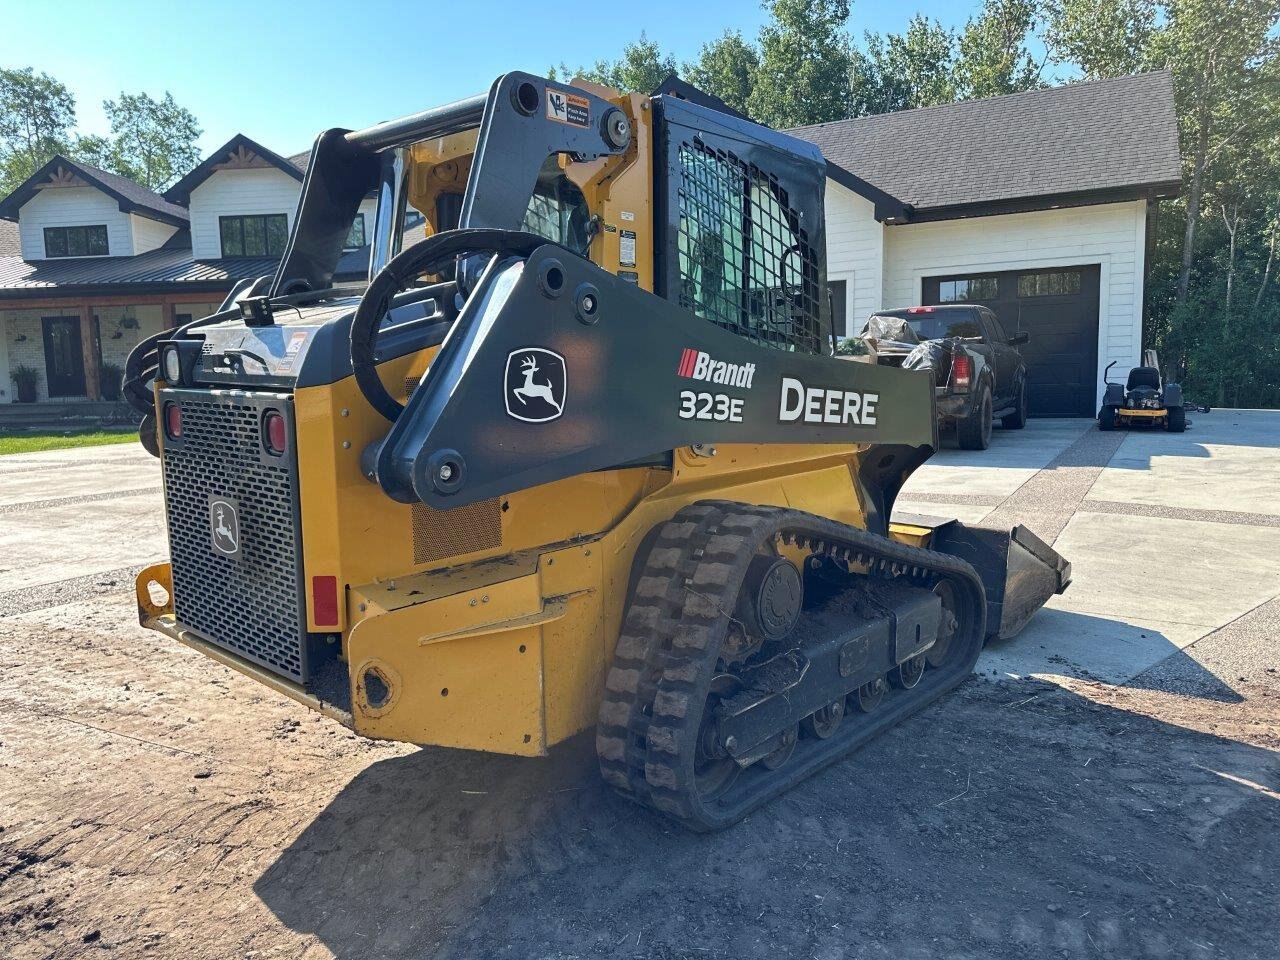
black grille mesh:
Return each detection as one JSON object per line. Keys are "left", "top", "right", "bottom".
{"left": 161, "top": 391, "right": 306, "bottom": 682}
{"left": 676, "top": 140, "right": 823, "bottom": 354}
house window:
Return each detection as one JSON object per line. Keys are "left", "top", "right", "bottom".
{"left": 1018, "top": 271, "right": 1082, "bottom": 297}
{"left": 937, "top": 276, "right": 998, "bottom": 303}
{"left": 345, "top": 214, "right": 367, "bottom": 249}
{"left": 44, "top": 225, "right": 108, "bottom": 258}
{"left": 219, "top": 214, "right": 288, "bottom": 257}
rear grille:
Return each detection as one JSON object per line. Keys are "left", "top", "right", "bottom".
{"left": 412, "top": 497, "right": 502, "bottom": 565}
{"left": 160, "top": 388, "right": 308, "bottom": 682}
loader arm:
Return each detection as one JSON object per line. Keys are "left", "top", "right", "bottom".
{"left": 366, "top": 230, "right": 937, "bottom": 512}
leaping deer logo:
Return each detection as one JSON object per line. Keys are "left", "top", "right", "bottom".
{"left": 504, "top": 348, "right": 566, "bottom": 422}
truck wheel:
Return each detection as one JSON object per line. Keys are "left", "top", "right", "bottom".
{"left": 1001, "top": 379, "right": 1028, "bottom": 429}
{"left": 1098, "top": 406, "right": 1117, "bottom": 431}
{"left": 957, "top": 385, "right": 992, "bottom": 450}
{"left": 1166, "top": 406, "right": 1186, "bottom": 432}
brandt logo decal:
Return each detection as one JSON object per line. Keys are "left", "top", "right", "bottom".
{"left": 209, "top": 496, "right": 241, "bottom": 559}
{"left": 677, "top": 348, "right": 755, "bottom": 389}
{"left": 504, "top": 348, "right": 566, "bottom": 423}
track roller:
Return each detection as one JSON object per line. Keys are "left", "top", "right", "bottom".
{"left": 596, "top": 500, "right": 988, "bottom": 831}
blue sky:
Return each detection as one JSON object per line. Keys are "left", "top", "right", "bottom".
{"left": 2, "top": 0, "right": 984, "bottom": 159}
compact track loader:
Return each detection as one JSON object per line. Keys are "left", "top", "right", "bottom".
{"left": 127, "top": 74, "right": 1070, "bottom": 830}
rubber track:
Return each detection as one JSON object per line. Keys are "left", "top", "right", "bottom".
{"left": 596, "top": 500, "right": 988, "bottom": 832}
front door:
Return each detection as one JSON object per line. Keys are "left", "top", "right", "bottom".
{"left": 41, "top": 316, "right": 86, "bottom": 398}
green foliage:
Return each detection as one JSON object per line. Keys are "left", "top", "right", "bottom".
{"left": 0, "top": 67, "right": 77, "bottom": 194}
{"left": 684, "top": 31, "right": 760, "bottom": 115}
{"left": 748, "top": 0, "right": 854, "bottom": 127}
{"left": 953, "top": 0, "right": 1044, "bottom": 99}
{"left": 853, "top": 16, "right": 958, "bottom": 114}
{"left": 1043, "top": 0, "right": 1157, "bottom": 77}
{"left": 103, "top": 91, "right": 202, "bottom": 191}
{"left": 553, "top": 32, "right": 678, "bottom": 94}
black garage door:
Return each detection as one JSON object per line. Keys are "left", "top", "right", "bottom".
{"left": 923, "top": 265, "right": 1100, "bottom": 417}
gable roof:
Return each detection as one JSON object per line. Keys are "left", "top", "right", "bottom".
{"left": 790, "top": 71, "right": 1182, "bottom": 222}
{"left": 288, "top": 149, "right": 311, "bottom": 173}
{"left": 163, "top": 133, "right": 304, "bottom": 204}
{"left": 0, "top": 155, "right": 190, "bottom": 226}
{"left": 0, "top": 217, "right": 19, "bottom": 257}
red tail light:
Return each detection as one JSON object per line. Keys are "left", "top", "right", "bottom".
{"left": 312, "top": 575, "right": 339, "bottom": 626}
{"left": 907, "top": 306, "right": 935, "bottom": 314}
{"left": 951, "top": 353, "right": 973, "bottom": 390}
{"left": 164, "top": 402, "right": 182, "bottom": 439}
{"left": 263, "top": 411, "right": 287, "bottom": 455}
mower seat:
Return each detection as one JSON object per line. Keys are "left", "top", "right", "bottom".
{"left": 1127, "top": 366, "right": 1161, "bottom": 391}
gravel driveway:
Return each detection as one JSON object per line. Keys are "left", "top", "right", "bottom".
{"left": 2, "top": 413, "right": 1277, "bottom": 959}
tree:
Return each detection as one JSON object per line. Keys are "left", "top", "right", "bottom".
{"left": 1147, "top": 0, "right": 1280, "bottom": 305}
{"left": 554, "top": 32, "right": 678, "bottom": 94}
{"left": 684, "top": 31, "right": 760, "bottom": 115}
{"left": 103, "top": 91, "right": 202, "bottom": 191}
{"left": 852, "top": 16, "right": 957, "bottom": 115}
{"left": 748, "top": 0, "right": 854, "bottom": 127}
{"left": 1043, "top": 0, "right": 1157, "bottom": 78}
{"left": 69, "top": 133, "right": 117, "bottom": 171}
{"left": 953, "top": 0, "right": 1043, "bottom": 100}
{"left": 0, "top": 67, "right": 77, "bottom": 194}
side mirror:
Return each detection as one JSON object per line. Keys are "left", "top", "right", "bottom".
{"left": 1008, "top": 331, "right": 1030, "bottom": 346}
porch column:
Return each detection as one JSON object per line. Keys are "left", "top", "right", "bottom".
{"left": 79, "top": 304, "right": 101, "bottom": 400}
{"left": 165, "top": 300, "right": 178, "bottom": 330}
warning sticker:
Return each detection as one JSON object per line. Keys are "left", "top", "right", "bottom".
{"left": 546, "top": 88, "right": 590, "bottom": 127}
{"left": 619, "top": 229, "right": 637, "bottom": 268}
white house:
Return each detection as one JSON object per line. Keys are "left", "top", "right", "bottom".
{"left": 2, "top": 72, "right": 1180, "bottom": 419}
{"left": 0, "top": 135, "right": 374, "bottom": 405}
{"left": 791, "top": 71, "right": 1182, "bottom": 416}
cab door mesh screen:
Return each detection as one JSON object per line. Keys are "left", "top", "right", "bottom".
{"left": 675, "top": 140, "right": 823, "bottom": 354}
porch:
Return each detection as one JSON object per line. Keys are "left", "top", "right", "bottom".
{"left": 1, "top": 294, "right": 221, "bottom": 405}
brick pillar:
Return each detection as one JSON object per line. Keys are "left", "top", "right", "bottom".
{"left": 79, "top": 304, "right": 101, "bottom": 400}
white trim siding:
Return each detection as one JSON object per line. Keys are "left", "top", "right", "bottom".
{"left": 823, "top": 185, "right": 1148, "bottom": 411}
{"left": 188, "top": 167, "right": 301, "bottom": 259}
{"left": 883, "top": 201, "right": 1146, "bottom": 409}
{"left": 130, "top": 213, "right": 179, "bottom": 254}
{"left": 823, "top": 181, "right": 883, "bottom": 324}
{"left": 18, "top": 186, "right": 133, "bottom": 259}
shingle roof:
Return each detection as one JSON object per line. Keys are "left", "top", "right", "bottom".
{"left": 288, "top": 149, "right": 311, "bottom": 172}
{"left": 789, "top": 71, "right": 1182, "bottom": 216}
{"left": 0, "top": 218, "right": 19, "bottom": 257}
{"left": 0, "top": 155, "right": 190, "bottom": 225}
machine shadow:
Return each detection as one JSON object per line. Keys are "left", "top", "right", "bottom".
{"left": 253, "top": 676, "right": 1279, "bottom": 960}
{"left": 982, "top": 608, "right": 1245, "bottom": 704}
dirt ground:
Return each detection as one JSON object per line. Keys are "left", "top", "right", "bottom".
{"left": 2, "top": 583, "right": 1278, "bottom": 960}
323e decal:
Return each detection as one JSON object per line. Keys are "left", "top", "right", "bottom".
{"left": 678, "top": 390, "right": 745, "bottom": 423}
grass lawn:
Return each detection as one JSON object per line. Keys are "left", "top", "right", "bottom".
{"left": 0, "top": 427, "right": 137, "bottom": 455}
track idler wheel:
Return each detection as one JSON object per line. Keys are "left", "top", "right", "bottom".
{"left": 693, "top": 674, "right": 740, "bottom": 801}
{"left": 803, "top": 698, "right": 845, "bottom": 739}
{"left": 927, "top": 580, "right": 960, "bottom": 668}
{"left": 737, "top": 555, "right": 803, "bottom": 642}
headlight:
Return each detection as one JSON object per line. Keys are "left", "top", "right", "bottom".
{"left": 162, "top": 346, "right": 182, "bottom": 383}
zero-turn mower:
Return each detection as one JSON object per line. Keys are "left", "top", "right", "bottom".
{"left": 126, "top": 74, "right": 1070, "bottom": 830}
{"left": 1098, "top": 349, "right": 1192, "bottom": 432}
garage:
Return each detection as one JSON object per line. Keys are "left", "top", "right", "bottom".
{"left": 922, "top": 265, "right": 1100, "bottom": 417}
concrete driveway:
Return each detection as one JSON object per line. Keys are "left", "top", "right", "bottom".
{"left": 898, "top": 410, "right": 1280, "bottom": 686}
{"left": 2, "top": 411, "right": 1278, "bottom": 960}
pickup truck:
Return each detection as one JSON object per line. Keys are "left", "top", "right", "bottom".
{"left": 858, "top": 305, "right": 1030, "bottom": 450}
